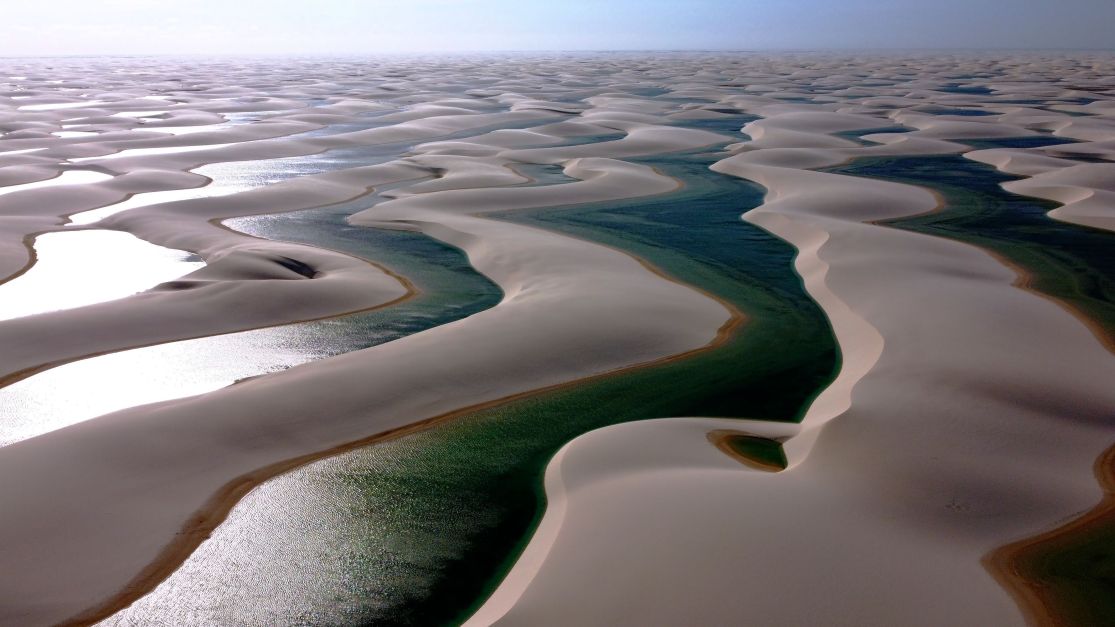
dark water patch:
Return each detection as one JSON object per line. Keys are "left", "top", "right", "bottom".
{"left": 1046, "top": 97, "right": 1099, "bottom": 106}
{"left": 1047, "top": 153, "right": 1112, "bottom": 164}
{"left": 1044, "top": 108, "right": 1098, "bottom": 117}
{"left": 673, "top": 113, "right": 758, "bottom": 138}
{"left": 960, "top": 135, "right": 1078, "bottom": 150}
{"left": 273, "top": 255, "right": 317, "bottom": 278}
{"left": 510, "top": 162, "right": 576, "bottom": 186}
{"left": 1016, "top": 517, "right": 1115, "bottom": 624}
{"left": 828, "top": 153, "right": 1115, "bottom": 350}
{"left": 770, "top": 95, "right": 817, "bottom": 104}
{"left": 930, "top": 108, "right": 998, "bottom": 117}
{"left": 940, "top": 84, "right": 994, "bottom": 95}
{"left": 625, "top": 86, "right": 671, "bottom": 97}
{"left": 1003, "top": 457, "right": 1115, "bottom": 627}
{"left": 715, "top": 432, "right": 788, "bottom": 471}
{"left": 834, "top": 126, "right": 911, "bottom": 145}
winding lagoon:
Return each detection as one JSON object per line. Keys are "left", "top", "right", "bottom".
{"left": 2, "top": 53, "right": 1113, "bottom": 627}
{"left": 105, "top": 125, "right": 840, "bottom": 626}
{"left": 829, "top": 137, "right": 1115, "bottom": 344}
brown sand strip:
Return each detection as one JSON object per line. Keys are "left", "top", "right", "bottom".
{"left": 984, "top": 444, "right": 1115, "bottom": 627}
{"left": 707, "top": 429, "right": 788, "bottom": 472}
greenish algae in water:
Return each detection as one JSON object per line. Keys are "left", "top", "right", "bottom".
{"left": 711, "top": 431, "right": 788, "bottom": 472}
{"left": 1009, "top": 520, "right": 1115, "bottom": 627}
{"left": 337, "top": 148, "right": 838, "bottom": 626}
{"left": 118, "top": 119, "right": 838, "bottom": 626}
{"left": 225, "top": 190, "right": 505, "bottom": 356}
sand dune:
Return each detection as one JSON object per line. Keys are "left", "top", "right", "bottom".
{"left": 968, "top": 145, "right": 1115, "bottom": 233}
{"left": 0, "top": 166, "right": 425, "bottom": 385}
{"left": 469, "top": 59, "right": 1115, "bottom": 626}
{"left": 1, "top": 52, "right": 1114, "bottom": 627}
{"left": 0, "top": 122, "right": 729, "bottom": 624}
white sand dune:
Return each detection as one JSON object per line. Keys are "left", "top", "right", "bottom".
{"left": 470, "top": 73, "right": 1115, "bottom": 626}
{"left": 0, "top": 52, "right": 1113, "bottom": 627}
{"left": 0, "top": 153, "right": 728, "bottom": 625}
{"left": 0, "top": 161, "right": 429, "bottom": 385}
{"left": 0, "top": 101, "right": 563, "bottom": 286}
{"left": 967, "top": 143, "right": 1115, "bottom": 233}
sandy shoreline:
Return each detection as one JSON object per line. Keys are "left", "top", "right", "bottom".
{"left": 2, "top": 53, "right": 1114, "bottom": 626}
{"left": 470, "top": 59, "right": 1115, "bottom": 626}
{"left": 0, "top": 102, "right": 732, "bottom": 624}
{"left": 70, "top": 248, "right": 744, "bottom": 626}
{"left": 985, "top": 444, "right": 1115, "bottom": 627}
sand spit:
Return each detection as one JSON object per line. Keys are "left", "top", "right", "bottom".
{"left": 1, "top": 53, "right": 1114, "bottom": 626}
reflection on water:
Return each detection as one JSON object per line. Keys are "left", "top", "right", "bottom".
{"left": 100, "top": 444, "right": 441, "bottom": 627}
{"left": 15, "top": 110, "right": 566, "bottom": 622}
{"left": 0, "top": 147, "right": 46, "bottom": 156}
{"left": 17, "top": 100, "right": 109, "bottom": 111}
{"left": 67, "top": 154, "right": 339, "bottom": 226}
{"left": 0, "top": 169, "right": 112, "bottom": 198}
{"left": 70, "top": 142, "right": 236, "bottom": 163}
{"left": 148, "top": 123, "right": 234, "bottom": 135}
{"left": 102, "top": 131, "right": 839, "bottom": 627}
{"left": 0, "top": 230, "right": 203, "bottom": 319}
{"left": 68, "top": 118, "right": 406, "bottom": 225}
{"left": 65, "top": 153, "right": 326, "bottom": 225}
{"left": 3, "top": 115, "right": 499, "bottom": 447}
{"left": 66, "top": 185, "right": 242, "bottom": 225}
{"left": 0, "top": 201, "right": 501, "bottom": 449}
{"left": 0, "top": 325, "right": 313, "bottom": 447}
{"left": 0, "top": 170, "right": 501, "bottom": 448}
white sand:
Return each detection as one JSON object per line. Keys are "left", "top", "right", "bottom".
{"left": 0, "top": 52, "right": 1113, "bottom": 627}
{"left": 470, "top": 56, "right": 1115, "bottom": 627}
{"left": 0, "top": 57, "right": 733, "bottom": 626}
{"left": 969, "top": 152, "right": 1115, "bottom": 233}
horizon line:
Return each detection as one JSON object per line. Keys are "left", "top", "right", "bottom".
{"left": 1, "top": 46, "right": 1114, "bottom": 60}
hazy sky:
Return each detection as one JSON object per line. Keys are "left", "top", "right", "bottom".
{"left": 0, "top": 0, "right": 1112, "bottom": 56}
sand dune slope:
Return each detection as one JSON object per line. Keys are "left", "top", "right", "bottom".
{"left": 471, "top": 105, "right": 1115, "bottom": 627}
{"left": 1, "top": 52, "right": 1114, "bottom": 627}
{"left": 0, "top": 154, "right": 728, "bottom": 624}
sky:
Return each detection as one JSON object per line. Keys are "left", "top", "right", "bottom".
{"left": 0, "top": 0, "right": 1112, "bottom": 56}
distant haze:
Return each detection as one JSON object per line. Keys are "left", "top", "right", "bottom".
{"left": 0, "top": 0, "right": 1112, "bottom": 56}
